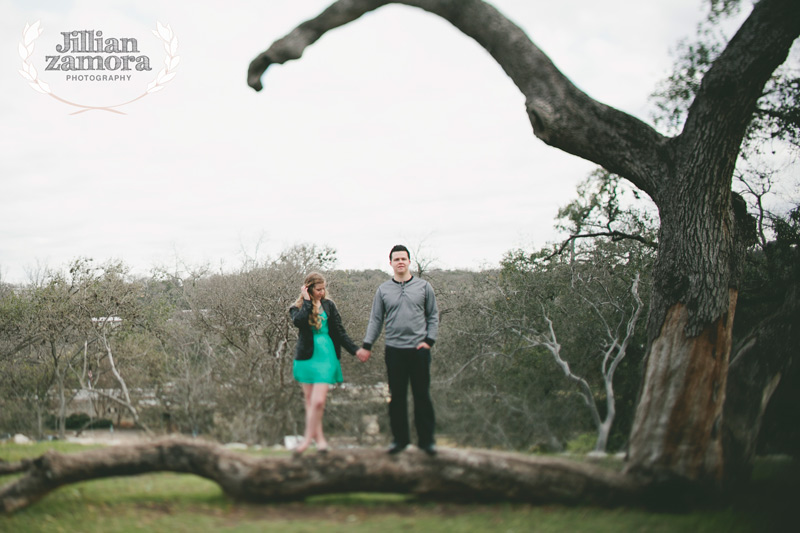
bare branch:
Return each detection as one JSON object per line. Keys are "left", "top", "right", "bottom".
{"left": 546, "top": 231, "right": 658, "bottom": 260}
{"left": 96, "top": 329, "right": 153, "bottom": 435}
{"left": 513, "top": 313, "right": 603, "bottom": 431}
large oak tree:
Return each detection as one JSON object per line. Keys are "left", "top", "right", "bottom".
{"left": 247, "top": 0, "right": 800, "bottom": 485}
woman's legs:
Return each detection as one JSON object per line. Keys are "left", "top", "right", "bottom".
{"left": 309, "top": 384, "right": 330, "bottom": 449}
{"left": 296, "top": 383, "right": 314, "bottom": 453}
{"left": 297, "top": 383, "right": 330, "bottom": 453}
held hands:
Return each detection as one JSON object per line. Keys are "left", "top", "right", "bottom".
{"left": 356, "top": 344, "right": 426, "bottom": 362}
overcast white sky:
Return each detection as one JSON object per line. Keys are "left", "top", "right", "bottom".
{"left": 1, "top": 0, "right": 749, "bottom": 283}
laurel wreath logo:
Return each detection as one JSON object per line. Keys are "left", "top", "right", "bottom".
{"left": 19, "top": 21, "right": 180, "bottom": 115}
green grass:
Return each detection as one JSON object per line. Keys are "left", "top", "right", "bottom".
{"left": 1, "top": 442, "right": 794, "bottom": 532}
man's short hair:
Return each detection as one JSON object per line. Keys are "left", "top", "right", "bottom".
{"left": 389, "top": 244, "right": 410, "bottom": 261}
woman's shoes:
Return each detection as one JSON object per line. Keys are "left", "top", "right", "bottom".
{"left": 292, "top": 441, "right": 311, "bottom": 458}
{"left": 292, "top": 443, "right": 330, "bottom": 457}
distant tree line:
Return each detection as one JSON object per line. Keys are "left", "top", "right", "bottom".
{"left": 2, "top": 175, "right": 796, "bottom": 460}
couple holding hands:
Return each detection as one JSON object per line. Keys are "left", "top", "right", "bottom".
{"left": 289, "top": 245, "right": 439, "bottom": 457}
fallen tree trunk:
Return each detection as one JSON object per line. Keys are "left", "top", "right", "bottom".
{"left": 1, "top": 437, "right": 650, "bottom": 513}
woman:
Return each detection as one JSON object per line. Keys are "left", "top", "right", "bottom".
{"left": 289, "top": 272, "right": 358, "bottom": 454}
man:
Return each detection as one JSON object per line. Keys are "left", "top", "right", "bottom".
{"left": 357, "top": 244, "right": 439, "bottom": 456}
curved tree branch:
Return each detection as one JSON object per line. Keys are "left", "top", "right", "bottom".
{"left": 0, "top": 335, "right": 42, "bottom": 361}
{"left": 514, "top": 316, "right": 603, "bottom": 432}
{"left": 247, "top": 0, "right": 670, "bottom": 197}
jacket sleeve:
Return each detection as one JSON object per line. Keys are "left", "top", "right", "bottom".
{"left": 290, "top": 299, "right": 312, "bottom": 328}
{"left": 362, "top": 286, "right": 385, "bottom": 350}
{"left": 328, "top": 301, "right": 359, "bottom": 356}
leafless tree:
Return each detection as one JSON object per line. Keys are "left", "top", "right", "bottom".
{"left": 513, "top": 274, "right": 643, "bottom": 452}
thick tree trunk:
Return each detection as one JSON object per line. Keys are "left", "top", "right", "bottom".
{"left": 723, "top": 283, "right": 799, "bottom": 485}
{"left": 1, "top": 438, "right": 645, "bottom": 513}
{"left": 626, "top": 173, "right": 750, "bottom": 482}
{"left": 627, "top": 293, "right": 737, "bottom": 483}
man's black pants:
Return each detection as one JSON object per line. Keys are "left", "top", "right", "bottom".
{"left": 385, "top": 346, "right": 435, "bottom": 448}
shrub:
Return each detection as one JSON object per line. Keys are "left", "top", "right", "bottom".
{"left": 565, "top": 432, "right": 597, "bottom": 454}
{"left": 65, "top": 413, "right": 91, "bottom": 429}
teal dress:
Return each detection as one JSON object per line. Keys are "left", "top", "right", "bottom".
{"left": 293, "top": 310, "right": 343, "bottom": 384}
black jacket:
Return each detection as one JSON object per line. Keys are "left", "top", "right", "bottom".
{"left": 289, "top": 299, "right": 359, "bottom": 361}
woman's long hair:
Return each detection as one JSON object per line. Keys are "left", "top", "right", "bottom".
{"left": 293, "top": 272, "right": 327, "bottom": 329}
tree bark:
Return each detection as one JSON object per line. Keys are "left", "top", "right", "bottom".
{"left": 1, "top": 438, "right": 645, "bottom": 514}
{"left": 627, "top": 293, "right": 737, "bottom": 483}
{"left": 247, "top": 0, "right": 800, "bottom": 485}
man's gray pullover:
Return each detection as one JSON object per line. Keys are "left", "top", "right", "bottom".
{"left": 362, "top": 276, "right": 439, "bottom": 350}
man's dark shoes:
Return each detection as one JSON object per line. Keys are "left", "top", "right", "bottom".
{"left": 420, "top": 444, "right": 437, "bottom": 457}
{"left": 387, "top": 443, "right": 408, "bottom": 455}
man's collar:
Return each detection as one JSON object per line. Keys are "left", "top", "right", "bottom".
{"left": 392, "top": 275, "right": 414, "bottom": 284}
